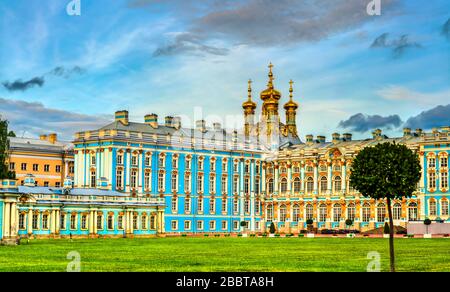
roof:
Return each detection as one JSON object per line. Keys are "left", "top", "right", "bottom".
{"left": 9, "top": 137, "right": 73, "bottom": 153}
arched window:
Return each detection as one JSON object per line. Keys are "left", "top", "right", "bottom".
{"left": 280, "top": 178, "right": 288, "bottom": 193}
{"left": 429, "top": 200, "right": 437, "bottom": 216}
{"left": 362, "top": 203, "right": 371, "bottom": 222}
{"left": 347, "top": 203, "right": 355, "bottom": 221}
{"left": 334, "top": 176, "right": 342, "bottom": 192}
{"left": 408, "top": 202, "right": 418, "bottom": 221}
{"left": 279, "top": 205, "right": 287, "bottom": 222}
{"left": 267, "top": 178, "right": 274, "bottom": 194}
{"left": 393, "top": 203, "right": 402, "bottom": 220}
{"left": 377, "top": 203, "right": 386, "bottom": 222}
{"left": 293, "top": 204, "right": 300, "bottom": 221}
{"left": 305, "top": 204, "right": 313, "bottom": 220}
{"left": 293, "top": 177, "right": 301, "bottom": 192}
{"left": 306, "top": 177, "right": 314, "bottom": 193}
{"left": 333, "top": 204, "right": 342, "bottom": 222}
{"left": 320, "top": 176, "right": 327, "bottom": 193}
{"left": 266, "top": 204, "right": 273, "bottom": 221}
{"left": 319, "top": 204, "right": 327, "bottom": 222}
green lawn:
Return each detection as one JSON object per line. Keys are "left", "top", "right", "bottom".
{"left": 0, "top": 237, "right": 449, "bottom": 272}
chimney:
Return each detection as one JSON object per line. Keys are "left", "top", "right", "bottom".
{"left": 414, "top": 128, "right": 423, "bottom": 136}
{"left": 48, "top": 133, "right": 57, "bottom": 144}
{"left": 332, "top": 133, "right": 340, "bottom": 143}
{"left": 145, "top": 114, "right": 158, "bottom": 128}
{"left": 317, "top": 135, "right": 326, "bottom": 143}
{"left": 403, "top": 128, "right": 411, "bottom": 137}
{"left": 306, "top": 134, "right": 313, "bottom": 144}
{"left": 342, "top": 133, "right": 352, "bottom": 141}
{"left": 196, "top": 120, "right": 206, "bottom": 132}
{"left": 213, "top": 123, "right": 222, "bottom": 131}
{"left": 40, "top": 134, "right": 47, "bottom": 141}
{"left": 172, "top": 116, "right": 181, "bottom": 129}
{"left": 372, "top": 129, "right": 382, "bottom": 139}
{"left": 115, "top": 110, "right": 129, "bottom": 125}
{"left": 165, "top": 116, "right": 173, "bottom": 127}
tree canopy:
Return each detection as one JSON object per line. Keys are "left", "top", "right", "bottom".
{"left": 350, "top": 142, "right": 421, "bottom": 200}
{"left": 0, "top": 117, "right": 16, "bottom": 179}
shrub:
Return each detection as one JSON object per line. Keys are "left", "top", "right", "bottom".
{"left": 237, "top": 233, "right": 242, "bottom": 237}
{"left": 204, "top": 234, "right": 209, "bottom": 237}
{"left": 298, "top": 234, "right": 304, "bottom": 237}
{"left": 275, "top": 234, "right": 280, "bottom": 237}
{"left": 345, "top": 219, "right": 353, "bottom": 227}
{"left": 214, "top": 234, "right": 220, "bottom": 237}
{"left": 306, "top": 219, "right": 314, "bottom": 225}
{"left": 424, "top": 218, "right": 432, "bottom": 225}
{"left": 269, "top": 222, "right": 276, "bottom": 234}
{"left": 262, "top": 233, "right": 267, "bottom": 237}
{"left": 383, "top": 222, "right": 390, "bottom": 234}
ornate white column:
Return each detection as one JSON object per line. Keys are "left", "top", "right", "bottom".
{"left": 10, "top": 202, "right": 17, "bottom": 237}
{"left": 27, "top": 208, "right": 33, "bottom": 235}
{"left": 89, "top": 210, "right": 94, "bottom": 234}
{"left": 3, "top": 202, "right": 11, "bottom": 237}
{"left": 313, "top": 163, "right": 318, "bottom": 194}
{"left": 50, "top": 209, "right": 56, "bottom": 234}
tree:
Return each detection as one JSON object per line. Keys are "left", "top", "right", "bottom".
{"left": 424, "top": 218, "right": 432, "bottom": 234}
{"left": 7, "top": 131, "right": 16, "bottom": 137}
{"left": 306, "top": 219, "right": 314, "bottom": 233}
{"left": 345, "top": 219, "right": 353, "bottom": 229}
{"left": 0, "top": 117, "right": 15, "bottom": 179}
{"left": 350, "top": 142, "right": 421, "bottom": 272}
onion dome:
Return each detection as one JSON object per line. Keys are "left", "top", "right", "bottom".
{"left": 242, "top": 79, "right": 257, "bottom": 111}
{"left": 260, "top": 62, "right": 281, "bottom": 101}
{"left": 284, "top": 80, "right": 298, "bottom": 110}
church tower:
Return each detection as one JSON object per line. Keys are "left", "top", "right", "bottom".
{"left": 242, "top": 79, "right": 257, "bottom": 138}
{"left": 283, "top": 80, "right": 299, "bottom": 136}
{"left": 259, "top": 63, "right": 281, "bottom": 138}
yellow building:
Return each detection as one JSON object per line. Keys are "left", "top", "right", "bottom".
{"left": 7, "top": 134, "right": 74, "bottom": 187}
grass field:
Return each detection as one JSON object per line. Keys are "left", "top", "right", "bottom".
{"left": 0, "top": 237, "right": 449, "bottom": 272}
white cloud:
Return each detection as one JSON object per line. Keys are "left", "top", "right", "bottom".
{"left": 377, "top": 85, "right": 450, "bottom": 106}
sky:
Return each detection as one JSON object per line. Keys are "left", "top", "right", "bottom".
{"left": 0, "top": 0, "right": 449, "bottom": 141}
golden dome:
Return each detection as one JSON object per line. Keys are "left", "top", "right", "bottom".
{"left": 260, "top": 63, "right": 281, "bottom": 101}
{"left": 284, "top": 80, "right": 298, "bottom": 110}
{"left": 242, "top": 79, "right": 257, "bottom": 110}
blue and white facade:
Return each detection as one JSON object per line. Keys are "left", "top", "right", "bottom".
{"left": 72, "top": 112, "right": 264, "bottom": 234}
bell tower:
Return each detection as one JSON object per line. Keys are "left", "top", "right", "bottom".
{"left": 242, "top": 79, "right": 257, "bottom": 138}
{"left": 283, "top": 80, "right": 299, "bottom": 136}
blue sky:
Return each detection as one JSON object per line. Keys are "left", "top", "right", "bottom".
{"left": 0, "top": 0, "right": 449, "bottom": 140}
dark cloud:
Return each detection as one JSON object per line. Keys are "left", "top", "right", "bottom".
{"left": 370, "top": 33, "right": 421, "bottom": 58}
{"left": 2, "top": 77, "right": 45, "bottom": 92}
{"left": 442, "top": 18, "right": 450, "bottom": 40}
{"left": 404, "top": 104, "right": 450, "bottom": 130}
{"left": 0, "top": 97, "right": 111, "bottom": 140}
{"left": 131, "top": 0, "right": 400, "bottom": 57}
{"left": 48, "top": 66, "right": 86, "bottom": 78}
{"left": 338, "top": 113, "right": 403, "bottom": 133}
{"left": 2, "top": 66, "right": 86, "bottom": 92}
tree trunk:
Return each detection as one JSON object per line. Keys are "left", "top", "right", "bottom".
{"left": 386, "top": 197, "right": 395, "bottom": 272}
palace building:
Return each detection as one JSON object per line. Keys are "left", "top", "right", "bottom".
{"left": 1, "top": 64, "right": 449, "bottom": 242}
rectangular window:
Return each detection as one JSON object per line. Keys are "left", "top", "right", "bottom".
{"left": 222, "top": 160, "right": 227, "bottom": 172}
{"left": 198, "top": 197, "right": 204, "bottom": 213}
{"left": 130, "top": 170, "right": 137, "bottom": 189}
{"left": 44, "top": 164, "right": 50, "bottom": 172}
{"left": 210, "top": 160, "right": 215, "bottom": 172}
{"left": 142, "top": 216, "right": 147, "bottom": 229}
{"left": 428, "top": 158, "right": 436, "bottom": 168}
{"left": 198, "top": 160, "right": 204, "bottom": 171}
{"left": 186, "top": 159, "right": 191, "bottom": 170}
{"left": 442, "top": 200, "right": 449, "bottom": 216}
{"left": 107, "top": 215, "right": 114, "bottom": 230}
{"left": 184, "top": 174, "right": 191, "bottom": 193}
{"left": 441, "top": 172, "right": 448, "bottom": 189}
{"left": 150, "top": 215, "right": 156, "bottom": 230}
{"left": 233, "top": 162, "right": 238, "bottom": 172}
{"left": 184, "top": 220, "right": 191, "bottom": 230}
{"left": 117, "top": 154, "right": 123, "bottom": 165}
{"left": 81, "top": 215, "right": 88, "bottom": 230}
{"left": 185, "top": 197, "right": 191, "bottom": 213}
{"left": 19, "top": 213, "right": 25, "bottom": 229}
{"left": 9, "top": 162, "right": 15, "bottom": 171}
{"left": 222, "top": 198, "right": 227, "bottom": 213}
{"left": 197, "top": 175, "right": 204, "bottom": 193}
{"left": 21, "top": 163, "right": 27, "bottom": 171}
{"left": 118, "top": 216, "right": 124, "bottom": 230}
{"left": 171, "top": 197, "right": 177, "bottom": 213}
{"left": 145, "top": 156, "right": 151, "bottom": 167}
{"left": 159, "top": 156, "right": 165, "bottom": 168}
{"left": 131, "top": 155, "right": 138, "bottom": 166}
{"left": 97, "top": 215, "right": 103, "bottom": 230}
{"left": 209, "top": 198, "right": 216, "bottom": 214}
{"left": 33, "top": 164, "right": 39, "bottom": 171}
{"left": 209, "top": 221, "right": 216, "bottom": 230}
{"left": 144, "top": 172, "right": 151, "bottom": 191}
{"left": 221, "top": 176, "right": 227, "bottom": 194}
{"left": 244, "top": 199, "right": 250, "bottom": 214}
{"left": 233, "top": 198, "right": 239, "bottom": 213}
{"left": 441, "top": 157, "right": 448, "bottom": 168}
{"left": 91, "top": 155, "right": 96, "bottom": 165}
{"left": 32, "top": 214, "right": 39, "bottom": 229}
{"left": 197, "top": 220, "right": 203, "bottom": 230}
{"left": 91, "top": 171, "right": 96, "bottom": 188}
{"left": 429, "top": 172, "right": 436, "bottom": 189}
{"left": 233, "top": 176, "right": 238, "bottom": 194}
{"left": 244, "top": 177, "right": 250, "bottom": 194}
{"left": 158, "top": 172, "right": 165, "bottom": 192}
{"left": 70, "top": 214, "right": 77, "bottom": 229}
{"left": 42, "top": 214, "right": 49, "bottom": 230}
{"left": 56, "top": 165, "right": 61, "bottom": 173}
{"left": 69, "top": 166, "right": 74, "bottom": 173}
{"left": 60, "top": 214, "right": 66, "bottom": 230}
{"left": 171, "top": 220, "right": 178, "bottom": 231}
{"left": 171, "top": 172, "right": 178, "bottom": 192}
{"left": 221, "top": 220, "right": 227, "bottom": 230}
{"left": 233, "top": 221, "right": 239, "bottom": 230}
{"left": 133, "top": 215, "right": 138, "bottom": 230}
{"left": 55, "top": 182, "right": 61, "bottom": 188}
{"left": 44, "top": 181, "right": 49, "bottom": 187}
{"left": 209, "top": 175, "right": 215, "bottom": 193}
{"left": 116, "top": 169, "right": 123, "bottom": 189}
